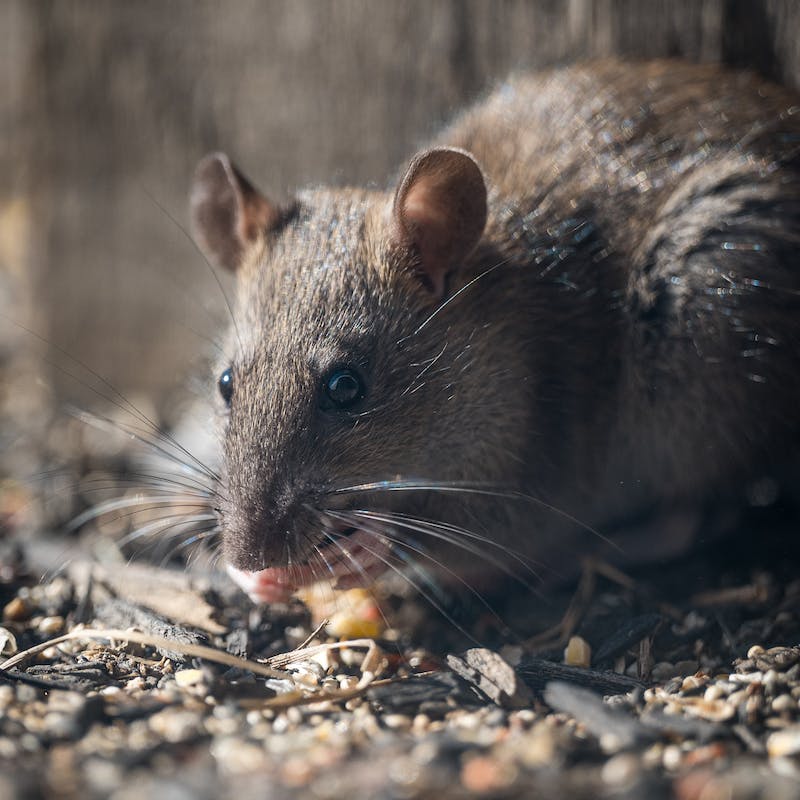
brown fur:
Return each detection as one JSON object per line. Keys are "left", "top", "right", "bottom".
{"left": 192, "top": 60, "right": 800, "bottom": 582}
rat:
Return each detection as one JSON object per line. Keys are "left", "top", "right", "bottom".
{"left": 188, "top": 60, "right": 800, "bottom": 605}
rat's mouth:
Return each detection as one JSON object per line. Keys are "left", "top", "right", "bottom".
{"left": 226, "top": 526, "right": 392, "bottom": 604}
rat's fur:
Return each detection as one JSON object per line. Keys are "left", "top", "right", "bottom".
{"left": 192, "top": 60, "right": 800, "bottom": 587}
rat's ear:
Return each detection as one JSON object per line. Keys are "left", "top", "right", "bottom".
{"left": 392, "top": 147, "right": 487, "bottom": 298}
{"left": 190, "top": 152, "right": 282, "bottom": 272}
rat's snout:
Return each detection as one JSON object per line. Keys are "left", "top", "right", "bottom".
{"left": 219, "top": 473, "right": 320, "bottom": 573}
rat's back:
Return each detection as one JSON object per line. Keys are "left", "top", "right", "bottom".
{"left": 443, "top": 60, "right": 800, "bottom": 512}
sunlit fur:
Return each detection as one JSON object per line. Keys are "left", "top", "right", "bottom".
{"left": 74, "top": 61, "right": 800, "bottom": 608}
{"left": 212, "top": 61, "right": 800, "bottom": 585}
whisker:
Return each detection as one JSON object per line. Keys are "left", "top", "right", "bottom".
{"left": 75, "top": 473, "right": 220, "bottom": 500}
{"left": 323, "top": 529, "right": 484, "bottom": 647}
{"left": 330, "top": 479, "right": 619, "bottom": 552}
{"left": 162, "top": 527, "right": 221, "bottom": 568}
{"left": 68, "top": 495, "right": 213, "bottom": 531}
{"left": 399, "top": 256, "right": 513, "bottom": 342}
{"left": 3, "top": 314, "right": 219, "bottom": 483}
{"left": 342, "top": 509, "right": 544, "bottom": 589}
{"left": 69, "top": 407, "right": 218, "bottom": 483}
{"left": 334, "top": 511, "right": 519, "bottom": 641}
{"left": 327, "top": 508, "right": 537, "bottom": 593}
{"left": 140, "top": 185, "right": 244, "bottom": 351}
{"left": 118, "top": 512, "right": 218, "bottom": 551}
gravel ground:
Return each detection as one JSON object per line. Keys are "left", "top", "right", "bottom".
{"left": 1, "top": 488, "right": 800, "bottom": 800}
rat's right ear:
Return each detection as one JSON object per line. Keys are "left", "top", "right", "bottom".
{"left": 391, "top": 147, "right": 487, "bottom": 298}
{"left": 190, "top": 153, "right": 282, "bottom": 272}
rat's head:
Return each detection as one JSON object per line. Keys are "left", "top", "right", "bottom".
{"left": 190, "top": 149, "right": 530, "bottom": 602}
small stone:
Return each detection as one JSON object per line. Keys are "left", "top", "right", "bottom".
{"left": 37, "top": 616, "right": 64, "bottom": 635}
{"left": 681, "top": 675, "right": 704, "bottom": 692}
{"left": 384, "top": 714, "right": 411, "bottom": 731}
{"left": 2, "top": 597, "right": 29, "bottom": 622}
{"left": 273, "top": 714, "right": 290, "bottom": 733}
{"left": 125, "top": 677, "right": 146, "bottom": 693}
{"left": 211, "top": 737, "right": 268, "bottom": 774}
{"left": 290, "top": 667, "right": 320, "bottom": 688}
{"left": 43, "top": 712, "right": 81, "bottom": 740}
{"left": 747, "top": 645, "right": 766, "bottom": 659}
{"left": 651, "top": 662, "right": 678, "bottom": 681}
{"left": 768, "top": 726, "right": 800, "bottom": 758}
{"left": 727, "top": 690, "right": 747, "bottom": 708}
{"left": 564, "top": 636, "right": 591, "bottom": 668}
{"left": 0, "top": 738, "right": 18, "bottom": 759}
{"left": 83, "top": 758, "right": 124, "bottom": 794}
{"left": 281, "top": 756, "right": 314, "bottom": 787}
{"left": 679, "top": 697, "right": 735, "bottom": 722}
{"left": 519, "top": 724, "right": 556, "bottom": 768}
{"left": 731, "top": 671, "right": 763, "bottom": 684}
{"left": 461, "top": 755, "right": 517, "bottom": 794}
{"left": 662, "top": 745, "right": 682, "bottom": 770}
{"left": 641, "top": 743, "right": 664, "bottom": 770}
{"left": 772, "top": 694, "right": 796, "bottom": 713}
{"left": 704, "top": 685, "right": 725, "bottom": 701}
{"left": 174, "top": 669, "right": 205, "bottom": 688}
{"left": 0, "top": 686, "right": 14, "bottom": 708}
{"left": 763, "top": 669, "right": 781, "bottom": 693}
{"left": 412, "top": 714, "right": 431, "bottom": 733}
{"left": 0, "top": 627, "right": 18, "bottom": 657}
{"left": 148, "top": 709, "right": 204, "bottom": 743}
{"left": 601, "top": 753, "right": 640, "bottom": 786}
{"left": 265, "top": 678, "right": 295, "bottom": 695}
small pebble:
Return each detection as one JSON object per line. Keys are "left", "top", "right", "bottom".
{"left": 281, "top": 756, "right": 314, "bottom": 787}
{"left": 772, "top": 694, "right": 796, "bottom": 713}
{"left": 651, "top": 662, "right": 678, "bottom": 681}
{"left": 211, "top": 737, "right": 268, "bottom": 774}
{"left": 731, "top": 671, "right": 763, "bottom": 684}
{"left": 601, "top": 753, "right": 640, "bottom": 786}
{"left": 519, "top": 725, "right": 556, "bottom": 768}
{"left": 2, "top": 597, "right": 29, "bottom": 622}
{"left": 704, "top": 685, "right": 725, "bottom": 701}
{"left": 767, "top": 725, "right": 800, "bottom": 758}
{"left": 174, "top": 669, "right": 205, "bottom": 688}
{"left": 37, "top": 615, "right": 64, "bottom": 635}
{"left": 662, "top": 745, "right": 682, "bottom": 770}
{"left": 148, "top": 709, "right": 204, "bottom": 743}
{"left": 383, "top": 714, "right": 411, "bottom": 731}
{"left": 727, "top": 689, "right": 747, "bottom": 708}
{"left": 681, "top": 675, "right": 705, "bottom": 692}
{"left": 0, "top": 627, "right": 18, "bottom": 657}
{"left": 461, "top": 755, "right": 517, "bottom": 794}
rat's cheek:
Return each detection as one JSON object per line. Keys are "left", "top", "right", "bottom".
{"left": 226, "top": 564, "right": 297, "bottom": 604}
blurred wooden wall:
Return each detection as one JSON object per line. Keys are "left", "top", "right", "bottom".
{"left": 1, "top": 0, "right": 799, "bottom": 411}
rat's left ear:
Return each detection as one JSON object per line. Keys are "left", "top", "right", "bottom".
{"left": 190, "top": 152, "right": 283, "bottom": 272}
{"left": 391, "top": 147, "right": 487, "bottom": 298}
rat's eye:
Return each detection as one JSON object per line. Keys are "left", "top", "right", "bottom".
{"left": 218, "top": 368, "right": 234, "bottom": 406}
{"left": 322, "top": 368, "right": 365, "bottom": 410}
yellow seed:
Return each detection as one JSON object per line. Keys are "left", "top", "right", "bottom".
{"left": 564, "top": 636, "right": 591, "bottom": 668}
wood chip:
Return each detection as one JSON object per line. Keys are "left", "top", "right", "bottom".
{"left": 447, "top": 648, "right": 533, "bottom": 709}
